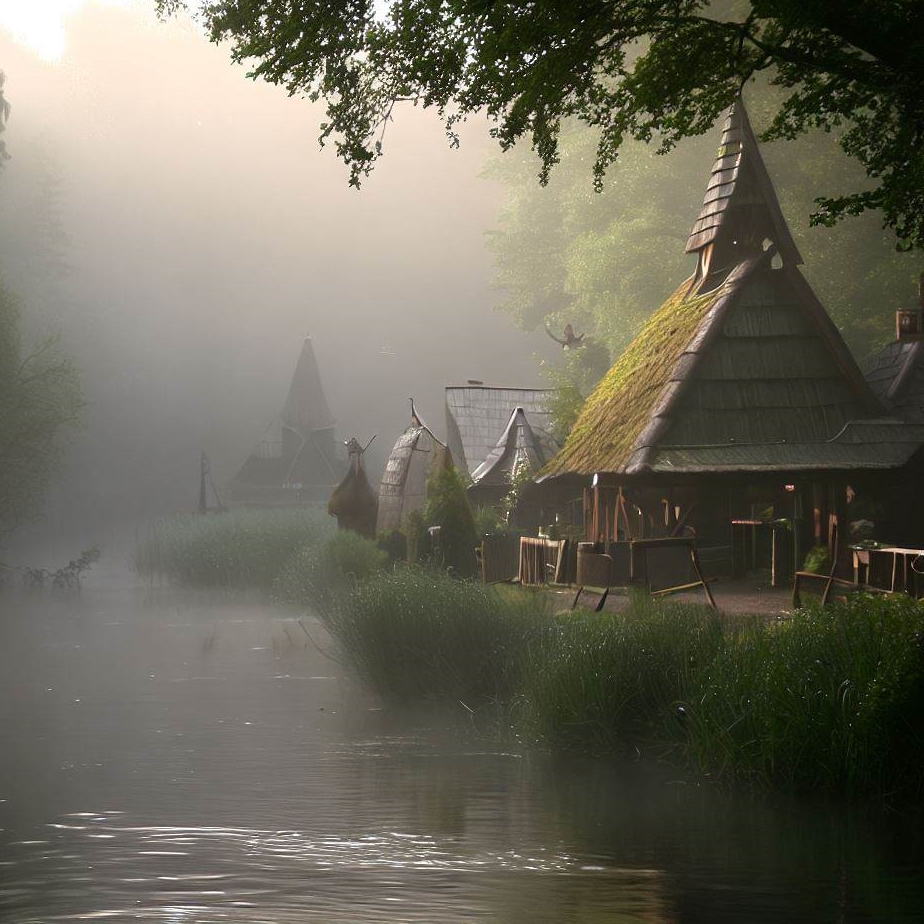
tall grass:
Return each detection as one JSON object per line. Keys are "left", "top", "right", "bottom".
{"left": 272, "top": 529, "right": 388, "bottom": 611}
{"left": 518, "top": 594, "right": 727, "bottom": 754}
{"left": 322, "top": 576, "right": 924, "bottom": 799}
{"left": 135, "top": 508, "right": 335, "bottom": 589}
{"left": 322, "top": 568, "right": 545, "bottom": 701}
{"left": 688, "top": 595, "right": 924, "bottom": 798}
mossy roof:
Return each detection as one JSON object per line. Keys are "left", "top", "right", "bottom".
{"left": 540, "top": 253, "right": 898, "bottom": 480}
{"left": 542, "top": 272, "right": 736, "bottom": 478}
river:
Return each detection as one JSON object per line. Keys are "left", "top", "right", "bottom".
{"left": 1, "top": 565, "right": 923, "bottom": 922}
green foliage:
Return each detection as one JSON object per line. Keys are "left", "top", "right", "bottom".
{"left": 134, "top": 508, "right": 334, "bottom": 589}
{"left": 376, "top": 528, "right": 407, "bottom": 564}
{"left": 423, "top": 465, "right": 478, "bottom": 577}
{"left": 473, "top": 505, "right": 505, "bottom": 538}
{"left": 162, "top": 1, "right": 924, "bottom": 249}
{"left": 688, "top": 595, "right": 924, "bottom": 798}
{"left": 404, "top": 508, "right": 428, "bottom": 564}
{"left": 273, "top": 530, "right": 388, "bottom": 611}
{"left": 323, "top": 568, "right": 544, "bottom": 701}
{"left": 518, "top": 595, "right": 725, "bottom": 753}
{"left": 802, "top": 544, "right": 833, "bottom": 575}
{"left": 489, "top": 114, "right": 919, "bottom": 362}
{"left": 539, "top": 339, "right": 612, "bottom": 442}
{"left": 321, "top": 577, "right": 924, "bottom": 799}
{"left": 0, "top": 286, "right": 83, "bottom": 542}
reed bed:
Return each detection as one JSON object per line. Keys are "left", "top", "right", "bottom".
{"left": 272, "top": 530, "right": 388, "bottom": 611}
{"left": 688, "top": 594, "right": 924, "bottom": 798}
{"left": 137, "top": 514, "right": 924, "bottom": 799}
{"left": 321, "top": 568, "right": 545, "bottom": 702}
{"left": 322, "top": 576, "right": 924, "bottom": 798}
{"left": 517, "top": 594, "right": 727, "bottom": 754}
{"left": 135, "top": 507, "right": 335, "bottom": 589}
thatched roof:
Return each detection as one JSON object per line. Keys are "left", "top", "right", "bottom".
{"left": 328, "top": 444, "right": 377, "bottom": 539}
{"left": 470, "top": 406, "right": 559, "bottom": 486}
{"left": 445, "top": 384, "right": 556, "bottom": 476}
{"left": 377, "top": 404, "right": 450, "bottom": 533}
{"left": 541, "top": 251, "right": 909, "bottom": 478}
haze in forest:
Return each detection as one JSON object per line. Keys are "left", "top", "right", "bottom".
{"left": 0, "top": 1, "right": 556, "bottom": 550}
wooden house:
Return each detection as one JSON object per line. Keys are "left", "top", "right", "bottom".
{"left": 539, "top": 101, "right": 924, "bottom": 576}
{"left": 229, "top": 337, "right": 342, "bottom": 505}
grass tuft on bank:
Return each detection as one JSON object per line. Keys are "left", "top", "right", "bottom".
{"left": 518, "top": 594, "right": 728, "bottom": 754}
{"left": 689, "top": 594, "right": 924, "bottom": 798}
{"left": 321, "top": 568, "right": 544, "bottom": 702}
{"left": 135, "top": 508, "right": 335, "bottom": 589}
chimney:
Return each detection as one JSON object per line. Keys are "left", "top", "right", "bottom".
{"left": 895, "top": 272, "right": 924, "bottom": 342}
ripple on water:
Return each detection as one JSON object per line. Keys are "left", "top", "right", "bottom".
{"left": 1, "top": 813, "right": 659, "bottom": 923}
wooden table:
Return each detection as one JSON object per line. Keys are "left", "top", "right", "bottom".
{"left": 731, "top": 518, "right": 790, "bottom": 587}
{"left": 851, "top": 545, "right": 924, "bottom": 596}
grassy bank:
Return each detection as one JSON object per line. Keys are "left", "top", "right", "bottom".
{"left": 321, "top": 572, "right": 924, "bottom": 800}
{"left": 135, "top": 513, "right": 924, "bottom": 799}
{"left": 135, "top": 508, "right": 335, "bottom": 590}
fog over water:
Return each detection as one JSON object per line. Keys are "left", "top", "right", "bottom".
{"left": 0, "top": 1, "right": 555, "bottom": 550}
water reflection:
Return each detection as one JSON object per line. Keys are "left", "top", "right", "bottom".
{"left": 0, "top": 574, "right": 922, "bottom": 922}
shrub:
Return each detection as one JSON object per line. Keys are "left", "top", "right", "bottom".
{"left": 802, "top": 544, "right": 832, "bottom": 575}
{"left": 423, "top": 465, "right": 478, "bottom": 577}
{"left": 273, "top": 530, "right": 388, "bottom": 611}
{"left": 135, "top": 508, "right": 334, "bottom": 589}
{"left": 404, "top": 509, "right": 428, "bottom": 564}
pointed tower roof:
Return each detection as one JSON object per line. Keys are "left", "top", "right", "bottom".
{"left": 470, "top": 407, "right": 559, "bottom": 485}
{"left": 282, "top": 337, "right": 335, "bottom": 435}
{"left": 686, "top": 100, "right": 802, "bottom": 266}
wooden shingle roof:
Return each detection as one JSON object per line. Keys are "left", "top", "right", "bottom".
{"left": 866, "top": 340, "right": 924, "bottom": 423}
{"left": 445, "top": 385, "right": 556, "bottom": 477}
{"left": 541, "top": 250, "right": 895, "bottom": 479}
{"left": 470, "top": 407, "right": 559, "bottom": 486}
{"left": 685, "top": 101, "right": 802, "bottom": 266}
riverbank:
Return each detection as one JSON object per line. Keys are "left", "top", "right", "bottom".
{"left": 6, "top": 574, "right": 924, "bottom": 922}
{"left": 135, "top": 512, "right": 924, "bottom": 802}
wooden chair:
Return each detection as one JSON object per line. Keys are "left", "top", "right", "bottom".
{"left": 791, "top": 520, "right": 876, "bottom": 607}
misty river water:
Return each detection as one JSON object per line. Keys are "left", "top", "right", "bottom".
{"left": 2, "top": 566, "right": 924, "bottom": 923}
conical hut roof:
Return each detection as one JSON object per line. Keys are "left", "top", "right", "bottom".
{"left": 685, "top": 100, "right": 801, "bottom": 265}
{"left": 470, "top": 407, "right": 558, "bottom": 485}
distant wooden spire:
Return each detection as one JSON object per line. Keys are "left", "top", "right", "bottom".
{"left": 686, "top": 99, "right": 802, "bottom": 272}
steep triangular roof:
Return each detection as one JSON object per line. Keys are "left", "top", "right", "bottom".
{"left": 542, "top": 251, "right": 899, "bottom": 477}
{"left": 445, "top": 385, "right": 556, "bottom": 476}
{"left": 470, "top": 407, "right": 559, "bottom": 485}
{"left": 282, "top": 337, "right": 335, "bottom": 436}
{"left": 686, "top": 100, "right": 802, "bottom": 266}
{"left": 541, "top": 99, "right": 902, "bottom": 481}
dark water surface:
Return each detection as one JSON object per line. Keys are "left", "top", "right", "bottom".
{"left": 1, "top": 569, "right": 923, "bottom": 923}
